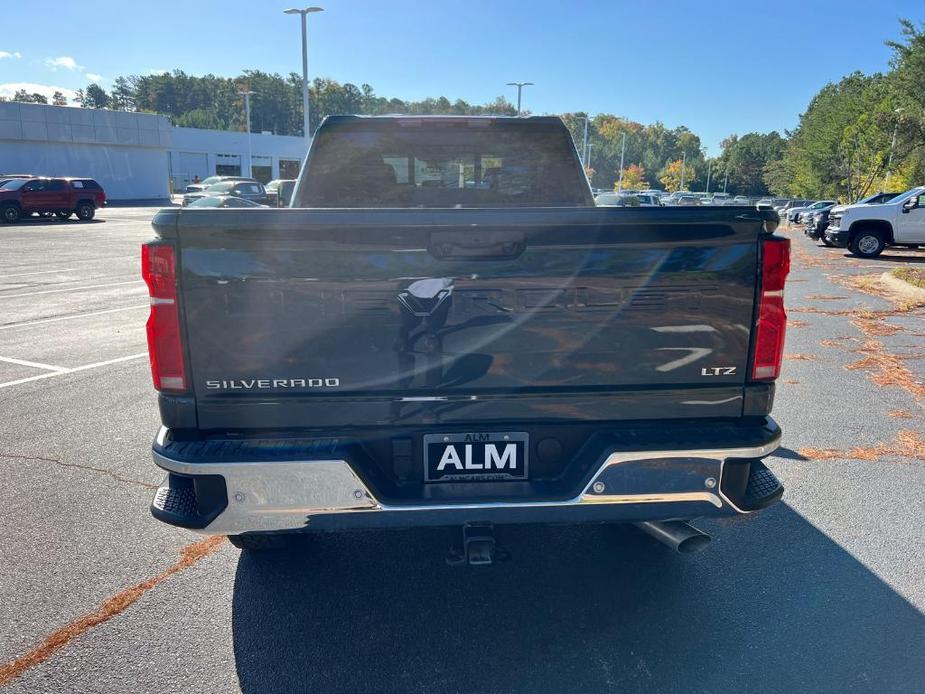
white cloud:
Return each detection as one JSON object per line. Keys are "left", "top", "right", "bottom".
{"left": 0, "top": 82, "right": 79, "bottom": 103}
{"left": 45, "top": 56, "right": 81, "bottom": 71}
{"left": 85, "top": 73, "right": 103, "bottom": 83}
{"left": 0, "top": 51, "right": 23, "bottom": 60}
{"left": 146, "top": 68, "right": 169, "bottom": 75}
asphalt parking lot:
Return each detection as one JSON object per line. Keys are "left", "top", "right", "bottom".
{"left": 1, "top": 209, "right": 924, "bottom": 693}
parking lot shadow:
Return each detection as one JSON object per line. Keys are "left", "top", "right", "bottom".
{"left": 231, "top": 506, "right": 925, "bottom": 693}
{"left": 16, "top": 217, "right": 106, "bottom": 225}
{"left": 769, "top": 447, "right": 808, "bottom": 461}
{"left": 846, "top": 252, "right": 925, "bottom": 264}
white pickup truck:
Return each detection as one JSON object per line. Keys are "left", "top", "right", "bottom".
{"left": 825, "top": 185, "right": 925, "bottom": 257}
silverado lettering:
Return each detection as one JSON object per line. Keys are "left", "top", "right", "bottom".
{"left": 205, "top": 378, "right": 340, "bottom": 390}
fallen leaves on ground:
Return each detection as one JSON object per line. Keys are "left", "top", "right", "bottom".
{"left": 799, "top": 429, "right": 925, "bottom": 462}
{"left": 851, "top": 317, "right": 903, "bottom": 336}
{"left": 845, "top": 339, "right": 925, "bottom": 399}
{"left": 888, "top": 410, "right": 915, "bottom": 419}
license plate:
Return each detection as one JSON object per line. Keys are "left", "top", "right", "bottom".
{"left": 424, "top": 432, "right": 528, "bottom": 482}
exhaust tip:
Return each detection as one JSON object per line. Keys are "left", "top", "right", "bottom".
{"left": 634, "top": 520, "right": 712, "bottom": 554}
{"left": 676, "top": 534, "right": 712, "bottom": 554}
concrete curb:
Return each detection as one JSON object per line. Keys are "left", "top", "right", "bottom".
{"left": 880, "top": 272, "right": 925, "bottom": 301}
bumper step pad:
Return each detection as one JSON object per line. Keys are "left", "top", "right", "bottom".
{"left": 153, "top": 484, "right": 197, "bottom": 517}
{"left": 150, "top": 472, "right": 227, "bottom": 530}
{"left": 740, "top": 460, "right": 784, "bottom": 511}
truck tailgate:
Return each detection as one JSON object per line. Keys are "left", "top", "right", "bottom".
{"left": 159, "top": 207, "right": 768, "bottom": 429}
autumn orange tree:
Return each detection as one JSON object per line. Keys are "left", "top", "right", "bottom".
{"left": 616, "top": 164, "right": 647, "bottom": 190}
{"left": 658, "top": 159, "right": 693, "bottom": 192}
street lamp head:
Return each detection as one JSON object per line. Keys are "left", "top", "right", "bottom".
{"left": 285, "top": 6, "right": 323, "bottom": 141}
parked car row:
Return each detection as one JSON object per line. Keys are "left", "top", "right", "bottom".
{"left": 802, "top": 192, "right": 899, "bottom": 246}
{"left": 784, "top": 200, "right": 837, "bottom": 224}
{"left": 593, "top": 191, "right": 662, "bottom": 206}
{"left": 659, "top": 192, "right": 786, "bottom": 207}
{"left": 593, "top": 190, "right": 800, "bottom": 208}
{"left": 184, "top": 175, "right": 253, "bottom": 195}
{"left": 0, "top": 174, "right": 106, "bottom": 224}
{"left": 181, "top": 176, "right": 296, "bottom": 208}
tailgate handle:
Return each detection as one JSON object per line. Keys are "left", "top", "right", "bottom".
{"left": 429, "top": 230, "right": 525, "bottom": 260}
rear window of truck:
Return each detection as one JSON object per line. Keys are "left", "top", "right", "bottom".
{"left": 296, "top": 119, "right": 591, "bottom": 208}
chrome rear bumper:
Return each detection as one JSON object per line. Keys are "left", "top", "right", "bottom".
{"left": 151, "top": 426, "right": 782, "bottom": 535}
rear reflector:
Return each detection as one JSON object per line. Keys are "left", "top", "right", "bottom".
{"left": 752, "top": 237, "right": 791, "bottom": 381}
{"left": 141, "top": 243, "right": 187, "bottom": 392}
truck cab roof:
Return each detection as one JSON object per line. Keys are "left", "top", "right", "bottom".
{"left": 294, "top": 115, "right": 594, "bottom": 208}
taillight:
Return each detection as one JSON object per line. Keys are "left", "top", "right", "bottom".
{"left": 141, "top": 242, "right": 186, "bottom": 392}
{"left": 751, "top": 237, "right": 790, "bottom": 380}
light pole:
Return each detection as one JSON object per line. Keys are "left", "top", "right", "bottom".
{"left": 680, "top": 151, "right": 687, "bottom": 191}
{"left": 506, "top": 81, "right": 533, "bottom": 115}
{"left": 723, "top": 166, "right": 729, "bottom": 194}
{"left": 617, "top": 131, "right": 626, "bottom": 192}
{"left": 238, "top": 89, "right": 254, "bottom": 177}
{"left": 284, "top": 6, "right": 324, "bottom": 141}
{"left": 705, "top": 160, "right": 712, "bottom": 194}
{"left": 885, "top": 107, "right": 903, "bottom": 188}
{"left": 581, "top": 115, "right": 589, "bottom": 164}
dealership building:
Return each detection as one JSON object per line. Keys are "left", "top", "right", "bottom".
{"left": 0, "top": 101, "right": 308, "bottom": 201}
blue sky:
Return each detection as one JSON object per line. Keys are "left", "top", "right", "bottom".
{"left": 0, "top": 0, "right": 921, "bottom": 154}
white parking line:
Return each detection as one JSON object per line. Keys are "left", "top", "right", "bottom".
{"left": 2, "top": 268, "right": 78, "bottom": 278}
{"left": 0, "top": 280, "right": 143, "bottom": 300}
{"left": 0, "top": 356, "right": 70, "bottom": 372}
{"left": 0, "top": 305, "right": 149, "bottom": 331}
{"left": 0, "top": 353, "right": 148, "bottom": 390}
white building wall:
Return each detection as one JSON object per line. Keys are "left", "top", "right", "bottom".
{"left": 169, "top": 127, "right": 306, "bottom": 184}
{"left": 0, "top": 102, "right": 309, "bottom": 200}
{"left": 1, "top": 142, "right": 169, "bottom": 200}
{"left": 0, "top": 101, "right": 173, "bottom": 200}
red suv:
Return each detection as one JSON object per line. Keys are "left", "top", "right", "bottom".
{"left": 0, "top": 177, "right": 107, "bottom": 223}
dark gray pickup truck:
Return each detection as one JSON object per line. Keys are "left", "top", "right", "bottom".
{"left": 144, "top": 115, "right": 790, "bottom": 560}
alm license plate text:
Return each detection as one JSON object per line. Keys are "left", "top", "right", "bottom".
{"left": 424, "top": 432, "right": 529, "bottom": 482}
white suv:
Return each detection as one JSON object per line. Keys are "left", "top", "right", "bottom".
{"left": 825, "top": 186, "right": 925, "bottom": 257}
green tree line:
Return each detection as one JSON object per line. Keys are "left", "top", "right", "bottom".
{"left": 772, "top": 19, "right": 925, "bottom": 199}
{"left": 565, "top": 19, "right": 924, "bottom": 198}
{"left": 4, "top": 70, "right": 517, "bottom": 134}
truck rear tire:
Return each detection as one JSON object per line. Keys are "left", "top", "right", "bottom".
{"left": 1, "top": 204, "right": 21, "bottom": 224}
{"left": 228, "top": 533, "right": 294, "bottom": 551}
{"left": 849, "top": 229, "right": 885, "bottom": 258}
{"left": 76, "top": 203, "right": 95, "bottom": 221}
